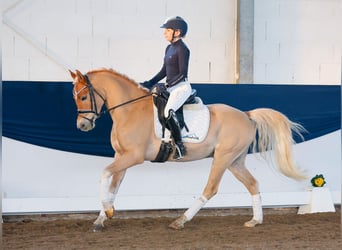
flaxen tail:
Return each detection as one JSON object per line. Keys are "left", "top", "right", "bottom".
{"left": 246, "top": 108, "right": 307, "bottom": 180}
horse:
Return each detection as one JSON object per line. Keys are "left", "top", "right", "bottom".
{"left": 69, "top": 68, "right": 306, "bottom": 232}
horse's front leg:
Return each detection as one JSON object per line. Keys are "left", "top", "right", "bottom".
{"left": 93, "top": 169, "right": 126, "bottom": 232}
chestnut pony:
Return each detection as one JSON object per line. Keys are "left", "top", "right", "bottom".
{"left": 69, "top": 68, "right": 305, "bottom": 232}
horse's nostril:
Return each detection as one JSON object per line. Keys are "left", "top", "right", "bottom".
{"left": 77, "top": 121, "right": 85, "bottom": 130}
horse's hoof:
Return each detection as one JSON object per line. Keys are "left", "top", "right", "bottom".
{"left": 105, "top": 206, "right": 115, "bottom": 219}
{"left": 168, "top": 215, "right": 186, "bottom": 230}
{"left": 244, "top": 219, "right": 262, "bottom": 228}
{"left": 92, "top": 224, "right": 104, "bottom": 232}
{"left": 168, "top": 221, "right": 184, "bottom": 230}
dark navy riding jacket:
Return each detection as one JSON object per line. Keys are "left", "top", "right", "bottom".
{"left": 149, "top": 39, "right": 190, "bottom": 87}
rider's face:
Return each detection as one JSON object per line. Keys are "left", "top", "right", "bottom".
{"left": 163, "top": 28, "right": 181, "bottom": 42}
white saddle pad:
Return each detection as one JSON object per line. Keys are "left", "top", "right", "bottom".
{"left": 154, "top": 97, "right": 210, "bottom": 143}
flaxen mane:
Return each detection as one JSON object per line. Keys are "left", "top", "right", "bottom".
{"left": 87, "top": 68, "right": 141, "bottom": 88}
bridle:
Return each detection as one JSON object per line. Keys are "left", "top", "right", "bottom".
{"left": 73, "top": 74, "right": 152, "bottom": 121}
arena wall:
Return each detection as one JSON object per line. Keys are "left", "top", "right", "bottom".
{"left": 2, "top": 0, "right": 341, "bottom": 83}
{"left": 2, "top": 0, "right": 237, "bottom": 83}
{"left": 2, "top": 131, "right": 341, "bottom": 213}
{"left": 253, "top": 0, "right": 341, "bottom": 84}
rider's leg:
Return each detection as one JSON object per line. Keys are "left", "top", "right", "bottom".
{"left": 166, "top": 109, "right": 186, "bottom": 159}
{"left": 164, "top": 81, "right": 192, "bottom": 118}
{"left": 164, "top": 81, "right": 192, "bottom": 160}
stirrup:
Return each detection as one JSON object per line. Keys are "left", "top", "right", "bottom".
{"left": 174, "top": 142, "right": 186, "bottom": 160}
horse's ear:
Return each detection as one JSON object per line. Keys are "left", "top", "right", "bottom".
{"left": 75, "top": 69, "right": 85, "bottom": 81}
{"left": 69, "top": 70, "right": 76, "bottom": 82}
{"left": 69, "top": 69, "right": 85, "bottom": 84}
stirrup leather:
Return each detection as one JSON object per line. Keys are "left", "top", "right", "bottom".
{"left": 174, "top": 142, "right": 186, "bottom": 160}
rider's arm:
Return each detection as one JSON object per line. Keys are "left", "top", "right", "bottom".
{"left": 148, "top": 63, "right": 166, "bottom": 84}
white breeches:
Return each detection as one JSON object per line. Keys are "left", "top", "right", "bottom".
{"left": 164, "top": 81, "right": 192, "bottom": 117}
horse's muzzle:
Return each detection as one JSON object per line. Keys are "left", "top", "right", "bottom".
{"left": 77, "top": 115, "right": 96, "bottom": 131}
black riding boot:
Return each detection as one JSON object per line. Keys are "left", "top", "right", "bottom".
{"left": 166, "top": 110, "right": 186, "bottom": 160}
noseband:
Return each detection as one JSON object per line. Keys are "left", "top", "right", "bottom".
{"left": 73, "top": 74, "right": 152, "bottom": 120}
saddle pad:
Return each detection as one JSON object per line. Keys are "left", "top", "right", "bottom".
{"left": 154, "top": 97, "right": 210, "bottom": 143}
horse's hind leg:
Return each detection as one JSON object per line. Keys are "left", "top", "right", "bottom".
{"left": 228, "top": 158, "right": 263, "bottom": 227}
{"left": 169, "top": 154, "right": 229, "bottom": 230}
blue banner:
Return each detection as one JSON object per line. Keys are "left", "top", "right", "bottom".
{"left": 3, "top": 81, "right": 341, "bottom": 157}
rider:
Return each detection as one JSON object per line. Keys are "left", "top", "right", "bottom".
{"left": 141, "top": 16, "right": 192, "bottom": 160}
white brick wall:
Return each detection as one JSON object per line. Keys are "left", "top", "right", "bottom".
{"left": 2, "top": 0, "right": 237, "bottom": 83}
{"left": 2, "top": 0, "right": 341, "bottom": 84}
{"left": 254, "top": 0, "right": 341, "bottom": 84}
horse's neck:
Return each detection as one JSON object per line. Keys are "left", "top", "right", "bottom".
{"left": 106, "top": 78, "right": 142, "bottom": 101}
{"left": 102, "top": 77, "right": 152, "bottom": 123}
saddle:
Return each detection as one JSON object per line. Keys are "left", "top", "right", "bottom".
{"left": 151, "top": 83, "right": 209, "bottom": 163}
{"left": 152, "top": 83, "right": 197, "bottom": 132}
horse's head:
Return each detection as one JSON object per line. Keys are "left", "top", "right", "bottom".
{"left": 69, "top": 69, "right": 105, "bottom": 131}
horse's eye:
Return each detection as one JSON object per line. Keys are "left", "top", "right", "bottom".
{"left": 81, "top": 95, "right": 87, "bottom": 101}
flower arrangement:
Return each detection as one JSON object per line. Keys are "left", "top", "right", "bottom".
{"left": 311, "top": 174, "right": 326, "bottom": 187}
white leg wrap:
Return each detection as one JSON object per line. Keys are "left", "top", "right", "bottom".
{"left": 251, "top": 194, "right": 263, "bottom": 222}
{"left": 104, "top": 192, "right": 116, "bottom": 205}
{"left": 99, "top": 209, "right": 106, "bottom": 217}
{"left": 184, "top": 195, "right": 208, "bottom": 221}
{"left": 100, "top": 172, "right": 116, "bottom": 206}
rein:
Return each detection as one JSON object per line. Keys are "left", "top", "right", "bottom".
{"left": 76, "top": 74, "right": 152, "bottom": 119}
{"left": 103, "top": 93, "right": 152, "bottom": 115}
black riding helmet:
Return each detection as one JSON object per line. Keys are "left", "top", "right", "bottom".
{"left": 160, "top": 16, "right": 188, "bottom": 37}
